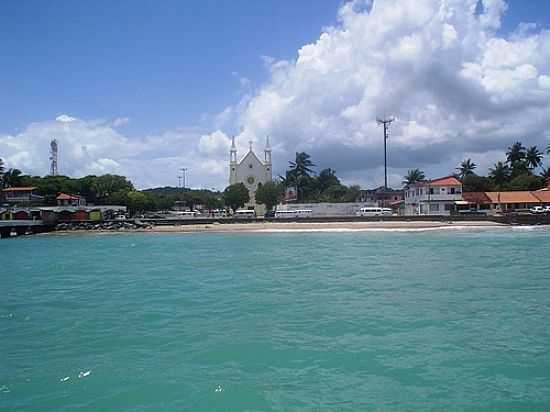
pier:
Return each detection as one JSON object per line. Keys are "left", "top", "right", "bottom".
{"left": 0, "top": 220, "right": 55, "bottom": 239}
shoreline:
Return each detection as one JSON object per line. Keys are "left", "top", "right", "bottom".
{"left": 47, "top": 220, "right": 520, "bottom": 235}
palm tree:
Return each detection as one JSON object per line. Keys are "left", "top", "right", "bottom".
{"left": 525, "top": 146, "right": 544, "bottom": 170}
{"left": 456, "top": 158, "right": 477, "bottom": 180}
{"left": 541, "top": 167, "right": 550, "bottom": 183}
{"left": 289, "top": 152, "right": 315, "bottom": 178}
{"left": 288, "top": 152, "right": 315, "bottom": 201}
{"left": 2, "top": 168, "right": 23, "bottom": 188}
{"left": 506, "top": 141, "right": 526, "bottom": 164}
{"left": 403, "top": 169, "right": 425, "bottom": 186}
{"left": 489, "top": 161, "right": 511, "bottom": 186}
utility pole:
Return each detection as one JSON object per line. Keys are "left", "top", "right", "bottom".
{"left": 49, "top": 138, "right": 58, "bottom": 176}
{"left": 180, "top": 168, "right": 187, "bottom": 189}
{"left": 376, "top": 117, "right": 393, "bottom": 190}
{"left": 178, "top": 175, "right": 183, "bottom": 188}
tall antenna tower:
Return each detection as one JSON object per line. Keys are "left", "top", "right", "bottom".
{"left": 376, "top": 117, "right": 393, "bottom": 189}
{"left": 49, "top": 138, "right": 58, "bottom": 176}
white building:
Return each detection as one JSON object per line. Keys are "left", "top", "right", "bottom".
{"left": 404, "top": 176, "right": 463, "bottom": 215}
{"left": 229, "top": 136, "right": 272, "bottom": 211}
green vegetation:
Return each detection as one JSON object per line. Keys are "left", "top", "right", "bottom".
{"left": 278, "top": 153, "right": 361, "bottom": 202}
{"left": 223, "top": 183, "right": 250, "bottom": 212}
{"left": 403, "top": 169, "right": 426, "bottom": 185}
{"left": 255, "top": 181, "right": 283, "bottom": 211}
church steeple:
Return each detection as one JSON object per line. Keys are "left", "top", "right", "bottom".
{"left": 229, "top": 136, "right": 237, "bottom": 185}
{"left": 264, "top": 136, "right": 272, "bottom": 165}
{"left": 230, "top": 135, "right": 237, "bottom": 164}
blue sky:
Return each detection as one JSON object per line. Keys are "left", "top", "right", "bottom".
{"left": 0, "top": 0, "right": 342, "bottom": 135}
{"left": 2, "top": 0, "right": 550, "bottom": 189}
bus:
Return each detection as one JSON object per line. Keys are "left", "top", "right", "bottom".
{"left": 233, "top": 209, "right": 256, "bottom": 219}
{"left": 355, "top": 207, "right": 392, "bottom": 217}
{"left": 274, "top": 209, "right": 313, "bottom": 218}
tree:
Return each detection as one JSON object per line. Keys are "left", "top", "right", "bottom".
{"left": 255, "top": 181, "right": 282, "bottom": 211}
{"left": 525, "top": 146, "right": 544, "bottom": 170}
{"left": 403, "top": 169, "right": 425, "bottom": 186}
{"left": 2, "top": 168, "right": 23, "bottom": 187}
{"left": 462, "top": 174, "right": 493, "bottom": 192}
{"left": 456, "top": 159, "right": 476, "bottom": 180}
{"left": 126, "top": 191, "right": 154, "bottom": 215}
{"left": 504, "top": 174, "right": 546, "bottom": 191}
{"left": 342, "top": 185, "right": 361, "bottom": 202}
{"left": 540, "top": 168, "right": 550, "bottom": 183}
{"left": 92, "top": 174, "right": 134, "bottom": 204}
{"left": 506, "top": 141, "right": 529, "bottom": 176}
{"left": 317, "top": 168, "right": 340, "bottom": 193}
{"left": 489, "top": 161, "right": 511, "bottom": 186}
{"left": 288, "top": 152, "right": 315, "bottom": 201}
{"left": 223, "top": 183, "right": 250, "bottom": 212}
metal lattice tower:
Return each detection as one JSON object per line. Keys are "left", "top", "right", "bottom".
{"left": 49, "top": 138, "right": 58, "bottom": 176}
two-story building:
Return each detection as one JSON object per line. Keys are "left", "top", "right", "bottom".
{"left": 404, "top": 176, "right": 463, "bottom": 215}
{"left": 1, "top": 187, "right": 44, "bottom": 205}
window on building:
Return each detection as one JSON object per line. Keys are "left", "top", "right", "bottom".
{"left": 450, "top": 187, "right": 455, "bottom": 194}
{"left": 429, "top": 188, "right": 434, "bottom": 195}
{"left": 444, "top": 204, "right": 452, "bottom": 211}
{"left": 429, "top": 203, "right": 440, "bottom": 212}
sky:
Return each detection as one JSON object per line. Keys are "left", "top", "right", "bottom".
{"left": 1, "top": 0, "right": 550, "bottom": 190}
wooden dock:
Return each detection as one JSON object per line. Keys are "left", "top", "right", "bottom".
{"left": 0, "top": 220, "right": 55, "bottom": 238}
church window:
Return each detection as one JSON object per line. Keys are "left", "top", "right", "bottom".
{"left": 232, "top": 168, "right": 235, "bottom": 171}
{"left": 267, "top": 168, "right": 270, "bottom": 171}
{"left": 249, "top": 164, "right": 253, "bottom": 168}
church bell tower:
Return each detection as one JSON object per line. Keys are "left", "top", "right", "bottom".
{"left": 229, "top": 136, "right": 238, "bottom": 185}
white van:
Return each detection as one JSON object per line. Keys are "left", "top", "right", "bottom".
{"left": 234, "top": 209, "right": 256, "bottom": 218}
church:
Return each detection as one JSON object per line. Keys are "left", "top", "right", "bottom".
{"left": 229, "top": 136, "right": 272, "bottom": 212}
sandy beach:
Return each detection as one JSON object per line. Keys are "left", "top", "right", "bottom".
{"left": 142, "top": 220, "right": 507, "bottom": 233}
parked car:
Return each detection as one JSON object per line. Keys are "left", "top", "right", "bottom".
{"left": 264, "top": 210, "right": 276, "bottom": 218}
{"left": 530, "top": 206, "right": 546, "bottom": 214}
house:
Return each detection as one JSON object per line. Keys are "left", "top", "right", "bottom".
{"left": 404, "top": 176, "right": 463, "bottom": 215}
{"left": 1, "top": 187, "right": 44, "bottom": 204}
{"left": 461, "top": 191, "right": 543, "bottom": 213}
{"left": 484, "top": 191, "right": 541, "bottom": 212}
{"left": 56, "top": 192, "right": 85, "bottom": 207}
{"left": 360, "top": 187, "right": 404, "bottom": 207}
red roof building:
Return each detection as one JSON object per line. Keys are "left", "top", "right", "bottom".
{"left": 56, "top": 192, "right": 85, "bottom": 207}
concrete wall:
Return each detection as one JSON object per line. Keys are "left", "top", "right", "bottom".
{"left": 277, "top": 202, "right": 375, "bottom": 216}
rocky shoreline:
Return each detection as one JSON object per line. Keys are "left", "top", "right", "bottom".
{"left": 55, "top": 220, "right": 152, "bottom": 232}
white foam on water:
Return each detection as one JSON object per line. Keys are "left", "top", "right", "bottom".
{"left": 60, "top": 376, "right": 70, "bottom": 382}
{"left": 214, "top": 385, "right": 224, "bottom": 393}
{"left": 78, "top": 370, "right": 91, "bottom": 378}
{"left": 0, "top": 385, "right": 9, "bottom": 393}
{"left": 251, "top": 225, "right": 510, "bottom": 233}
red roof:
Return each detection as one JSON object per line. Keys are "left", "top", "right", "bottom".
{"left": 533, "top": 191, "right": 550, "bottom": 203}
{"left": 485, "top": 191, "right": 540, "bottom": 204}
{"left": 56, "top": 192, "right": 81, "bottom": 200}
{"left": 2, "top": 187, "right": 37, "bottom": 192}
{"left": 463, "top": 192, "right": 491, "bottom": 204}
{"left": 429, "top": 176, "right": 462, "bottom": 186}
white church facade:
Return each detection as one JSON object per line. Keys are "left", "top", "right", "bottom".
{"left": 229, "top": 136, "right": 272, "bottom": 212}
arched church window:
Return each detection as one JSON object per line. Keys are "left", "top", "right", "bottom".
{"left": 249, "top": 164, "right": 253, "bottom": 168}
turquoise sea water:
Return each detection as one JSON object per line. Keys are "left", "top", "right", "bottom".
{"left": 2, "top": 228, "right": 550, "bottom": 411}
